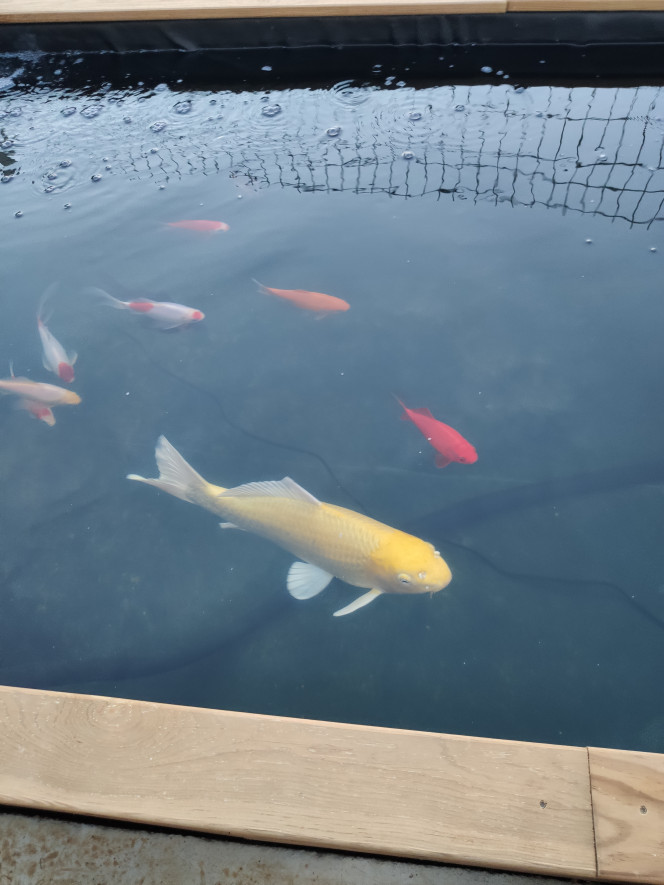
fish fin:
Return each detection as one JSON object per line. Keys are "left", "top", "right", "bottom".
{"left": 287, "top": 562, "right": 334, "bottom": 600}
{"left": 69, "top": 351, "right": 78, "bottom": 366}
{"left": 127, "top": 436, "right": 212, "bottom": 504}
{"left": 400, "top": 412, "right": 411, "bottom": 421}
{"left": 219, "top": 521, "right": 245, "bottom": 531}
{"left": 434, "top": 453, "right": 452, "bottom": 468}
{"left": 219, "top": 477, "right": 320, "bottom": 505}
{"left": 41, "top": 354, "right": 52, "bottom": 372}
{"left": 85, "top": 286, "right": 128, "bottom": 309}
{"left": 411, "top": 407, "right": 435, "bottom": 418}
{"left": 37, "top": 283, "right": 59, "bottom": 323}
{"left": 333, "top": 588, "right": 383, "bottom": 617}
{"left": 251, "top": 278, "right": 268, "bottom": 294}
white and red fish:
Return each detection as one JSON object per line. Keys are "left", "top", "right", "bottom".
{"left": 0, "top": 366, "right": 81, "bottom": 426}
{"left": 37, "top": 293, "right": 77, "bottom": 383}
{"left": 89, "top": 287, "right": 205, "bottom": 330}
{"left": 166, "top": 220, "right": 229, "bottom": 233}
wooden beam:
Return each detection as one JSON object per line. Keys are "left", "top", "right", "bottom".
{"left": 589, "top": 747, "right": 664, "bottom": 885}
{"left": 0, "top": 0, "right": 506, "bottom": 25}
{"left": 0, "top": 686, "right": 596, "bottom": 879}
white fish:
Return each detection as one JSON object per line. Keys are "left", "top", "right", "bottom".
{"left": 88, "top": 287, "right": 205, "bottom": 330}
{"left": 37, "top": 288, "right": 77, "bottom": 383}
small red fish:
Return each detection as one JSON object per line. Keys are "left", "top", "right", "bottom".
{"left": 253, "top": 279, "right": 349, "bottom": 313}
{"left": 396, "top": 397, "right": 477, "bottom": 469}
{"left": 166, "top": 220, "right": 229, "bottom": 233}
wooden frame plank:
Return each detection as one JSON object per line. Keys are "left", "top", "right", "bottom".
{"left": 0, "top": 0, "right": 506, "bottom": 25}
{"left": 589, "top": 747, "right": 664, "bottom": 884}
{"left": 0, "top": 686, "right": 596, "bottom": 879}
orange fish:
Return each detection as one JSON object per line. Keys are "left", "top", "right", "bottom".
{"left": 253, "top": 279, "right": 349, "bottom": 313}
{"left": 0, "top": 365, "right": 81, "bottom": 427}
{"left": 396, "top": 397, "right": 478, "bottom": 469}
{"left": 166, "top": 220, "right": 229, "bottom": 233}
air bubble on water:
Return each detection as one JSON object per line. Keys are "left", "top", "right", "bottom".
{"left": 123, "top": 116, "right": 132, "bottom": 124}
{"left": 261, "top": 65, "right": 272, "bottom": 72}
{"left": 372, "top": 64, "right": 382, "bottom": 72}
{"left": 402, "top": 150, "right": 414, "bottom": 160}
{"left": 150, "top": 147, "right": 159, "bottom": 154}
{"left": 9, "top": 107, "right": 22, "bottom": 117}
{"left": 150, "top": 120, "right": 167, "bottom": 132}
{"left": 159, "top": 185, "right": 166, "bottom": 191}
{"left": 105, "top": 165, "right": 112, "bottom": 171}
{"left": 535, "top": 111, "right": 544, "bottom": 118}
{"left": 408, "top": 111, "right": 422, "bottom": 121}
{"left": 1, "top": 140, "right": 13, "bottom": 149}
{"left": 209, "top": 99, "right": 217, "bottom": 105}
{"left": 1, "top": 176, "right": 10, "bottom": 184}
{"left": 47, "top": 171, "right": 58, "bottom": 180}
{"left": 80, "top": 105, "right": 101, "bottom": 118}
{"left": 261, "top": 104, "right": 281, "bottom": 117}
{"left": 44, "top": 185, "right": 55, "bottom": 193}
{"left": 326, "top": 126, "right": 341, "bottom": 137}
{"left": 503, "top": 74, "right": 510, "bottom": 79}
{"left": 514, "top": 86, "right": 525, "bottom": 93}
{"left": 480, "top": 66, "right": 493, "bottom": 74}
{"left": 396, "top": 80, "right": 406, "bottom": 87}
{"left": 650, "top": 246, "right": 657, "bottom": 252}
{"left": 598, "top": 153, "right": 607, "bottom": 162}
{"left": 384, "top": 76, "right": 395, "bottom": 85}
{"left": 53, "top": 68, "right": 62, "bottom": 75}
{"left": 64, "top": 202, "right": 71, "bottom": 209}
{"left": 496, "top": 70, "right": 504, "bottom": 76}
{"left": 59, "top": 159, "right": 71, "bottom": 168}
{"left": 154, "top": 83, "right": 168, "bottom": 92}
{"left": 455, "top": 104, "right": 465, "bottom": 112}
{"left": 61, "top": 107, "right": 76, "bottom": 117}
{"left": 91, "top": 173, "right": 102, "bottom": 182}
{"left": 14, "top": 210, "right": 23, "bottom": 218}
{"left": 539, "top": 59, "right": 546, "bottom": 64}
{"left": 173, "top": 99, "right": 192, "bottom": 114}
{"left": 585, "top": 238, "right": 593, "bottom": 244}
{"left": 102, "top": 156, "right": 109, "bottom": 162}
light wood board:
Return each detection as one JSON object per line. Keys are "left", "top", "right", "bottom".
{"left": 0, "top": 685, "right": 596, "bottom": 879}
{"left": 0, "top": 0, "right": 506, "bottom": 24}
{"left": 589, "top": 747, "right": 664, "bottom": 884}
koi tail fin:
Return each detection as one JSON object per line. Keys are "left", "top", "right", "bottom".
{"left": 37, "top": 282, "right": 59, "bottom": 324}
{"left": 128, "top": 436, "right": 221, "bottom": 505}
{"left": 85, "top": 286, "right": 128, "bottom": 309}
{"left": 251, "top": 278, "right": 270, "bottom": 295}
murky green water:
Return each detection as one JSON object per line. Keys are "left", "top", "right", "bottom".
{"left": 1, "top": 50, "right": 663, "bottom": 752}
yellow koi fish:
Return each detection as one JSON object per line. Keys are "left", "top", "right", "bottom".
{"left": 128, "top": 437, "right": 452, "bottom": 616}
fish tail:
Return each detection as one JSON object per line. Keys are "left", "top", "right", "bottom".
{"left": 85, "top": 286, "right": 127, "bottom": 309}
{"left": 392, "top": 393, "right": 409, "bottom": 415}
{"left": 251, "top": 278, "right": 269, "bottom": 295}
{"left": 37, "top": 282, "right": 59, "bottom": 323}
{"left": 128, "top": 436, "right": 222, "bottom": 505}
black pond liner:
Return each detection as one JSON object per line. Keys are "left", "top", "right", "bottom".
{"left": 2, "top": 10, "right": 664, "bottom": 708}
{"left": 1, "top": 13, "right": 664, "bottom": 87}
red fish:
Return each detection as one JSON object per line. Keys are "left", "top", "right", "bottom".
{"left": 166, "top": 220, "right": 229, "bottom": 233}
{"left": 253, "top": 279, "right": 349, "bottom": 313}
{"left": 396, "top": 397, "right": 477, "bottom": 469}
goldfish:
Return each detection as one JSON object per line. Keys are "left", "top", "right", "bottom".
{"left": 166, "top": 220, "right": 229, "bottom": 233}
{"left": 37, "top": 291, "right": 77, "bottom": 383}
{"left": 396, "top": 397, "right": 477, "bottom": 469}
{"left": 0, "top": 366, "right": 81, "bottom": 426}
{"left": 128, "top": 436, "right": 451, "bottom": 616}
{"left": 252, "top": 279, "right": 350, "bottom": 313}
{"left": 89, "top": 288, "right": 204, "bottom": 330}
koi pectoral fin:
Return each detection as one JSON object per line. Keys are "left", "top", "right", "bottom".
{"left": 287, "top": 562, "right": 334, "bottom": 600}
{"left": 333, "top": 588, "right": 383, "bottom": 617}
{"left": 435, "top": 453, "right": 452, "bottom": 468}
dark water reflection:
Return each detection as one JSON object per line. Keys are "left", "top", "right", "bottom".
{"left": 1, "top": 54, "right": 663, "bottom": 752}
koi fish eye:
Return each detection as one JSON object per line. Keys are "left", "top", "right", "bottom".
{"left": 398, "top": 573, "right": 412, "bottom": 584}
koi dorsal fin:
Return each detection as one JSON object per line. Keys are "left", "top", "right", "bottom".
{"left": 410, "top": 407, "right": 435, "bottom": 419}
{"left": 219, "top": 477, "right": 320, "bottom": 504}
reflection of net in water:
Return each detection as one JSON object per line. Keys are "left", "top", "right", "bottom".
{"left": 3, "top": 82, "right": 664, "bottom": 227}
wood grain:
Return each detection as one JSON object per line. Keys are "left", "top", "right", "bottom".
{"left": 0, "top": 0, "right": 506, "bottom": 24}
{"left": 589, "top": 747, "right": 664, "bottom": 884}
{"left": 0, "top": 686, "right": 596, "bottom": 879}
